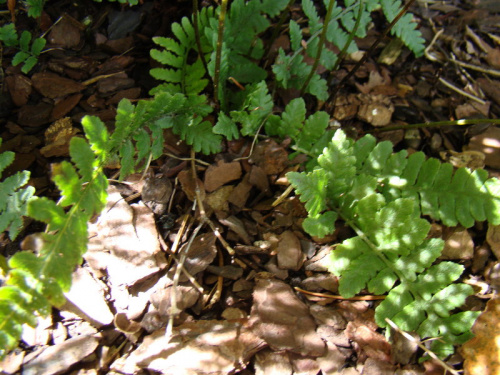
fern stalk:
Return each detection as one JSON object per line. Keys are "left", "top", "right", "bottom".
{"left": 329, "top": 0, "right": 364, "bottom": 80}
{"left": 375, "top": 118, "right": 500, "bottom": 132}
{"left": 299, "top": 0, "right": 336, "bottom": 97}
{"left": 213, "top": 0, "right": 229, "bottom": 110}
{"left": 192, "top": 0, "right": 209, "bottom": 76}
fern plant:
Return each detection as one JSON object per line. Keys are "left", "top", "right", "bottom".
{"left": 0, "top": 26, "right": 46, "bottom": 73}
{"left": 288, "top": 129, "right": 499, "bottom": 357}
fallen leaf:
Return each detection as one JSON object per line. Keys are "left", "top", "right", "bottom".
{"left": 22, "top": 334, "right": 100, "bottom": 375}
{"left": 487, "top": 225, "right": 500, "bottom": 260}
{"left": 32, "top": 72, "right": 85, "bottom": 99}
{"left": 40, "top": 117, "right": 80, "bottom": 157}
{"left": 461, "top": 297, "right": 500, "bottom": 375}
{"left": 120, "top": 320, "right": 265, "bottom": 375}
{"left": 47, "top": 15, "right": 83, "bottom": 49}
{"left": 345, "top": 320, "right": 392, "bottom": 363}
{"left": 441, "top": 228, "right": 474, "bottom": 260}
{"left": 249, "top": 276, "right": 326, "bottom": 357}
{"left": 5, "top": 74, "right": 32, "bottom": 106}
{"left": 467, "top": 127, "right": 500, "bottom": 169}
{"left": 254, "top": 348, "right": 293, "bottom": 375}
{"left": 276, "top": 230, "right": 305, "bottom": 271}
{"left": 204, "top": 160, "right": 242, "bottom": 192}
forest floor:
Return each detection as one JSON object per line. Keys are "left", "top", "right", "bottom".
{"left": 1, "top": 0, "right": 500, "bottom": 374}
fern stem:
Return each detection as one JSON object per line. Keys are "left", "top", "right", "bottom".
{"left": 192, "top": 0, "right": 209, "bottom": 77}
{"left": 374, "top": 118, "right": 500, "bottom": 132}
{"left": 328, "top": 0, "right": 364, "bottom": 84}
{"left": 299, "top": 0, "right": 336, "bottom": 97}
{"left": 326, "top": 0, "right": 417, "bottom": 104}
{"left": 335, "top": 207, "right": 406, "bottom": 284}
{"left": 213, "top": 0, "right": 229, "bottom": 111}
{"left": 263, "top": 0, "right": 295, "bottom": 63}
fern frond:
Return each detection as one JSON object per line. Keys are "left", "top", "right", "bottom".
{"left": 288, "top": 129, "right": 495, "bottom": 358}
{"left": 379, "top": 0, "right": 425, "bottom": 56}
{"left": 150, "top": 7, "right": 214, "bottom": 96}
{"left": 0, "top": 131, "right": 109, "bottom": 358}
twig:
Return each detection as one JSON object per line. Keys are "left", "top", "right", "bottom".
{"left": 294, "top": 286, "right": 386, "bottom": 301}
{"left": 213, "top": 0, "right": 229, "bottom": 110}
{"left": 373, "top": 117, "right": 500, "bottom": 133}
{"left": 385, "top": 318, "right": 461, "bottom": 375}
{"left": 438, "top": 77, "right": 487, "bottom": 105}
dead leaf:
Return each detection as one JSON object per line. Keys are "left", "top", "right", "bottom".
{"left": 178, "top": 169, "right": 205, "bottom": 201}
{"left": 32, "top": 72, "right": 85, "bottom": 99}
{"left": 486, "top": 48, "right": 500, "bottom": 70}
{"left": 249, "top": 277, "right": 326, "bottom": 357}
{"left": 461, "top": 297, "right": 500, "bottom": 375}
{"left": 250, "top": 139, "right": 290, "bottom": 175}
{"left": 62, "top": 267, "right": 114, "bottom": 328}
{"left": 487, "top": 225, "right": 500, "bottom": 260}
{"left": 51, "top": 93, "right": 83, "bottom": 120}
{"left": 22, "top": 334, "right": 100, "bottom": 375}
{"left": 345, "top": 320, "right": 392, "bottom": 363}
{"left": 439, "top": 150, "right": 485, "bottom": 169}
{"left": 276, "top": 230, "right": 305, "bottom": 271}
{"left": 206, "top": 185, "right": 234, "bottom": 212}
{"left": 5, "top": 74, "right": 32, "bottom": 106}
{"left": 356, "top": 94, "right": 395, "bottom": 127}
{"left": 17, "top": 101, "right": 53, "bottom": 127}
{"left": 176, "top": 232, "right": 217, "bottom": 279}
{"left": 120, "top": 320, "right": 265, "bottom": 375}
{"left": 204, "top": 160, "right": 242, "bottom": 192}
{"left": 47, "top": 15, "right": 83, "bottom": 49}
{"left": 86, "top": 186, "right": 165, "bottom": 287}
{"left": 254, "top": 348, "right": 293, "bottom": 375}
{"left": 40, "top": 117, "right": 80, "bottom": 157}
{"left": 441, "top": 228, "right": 474, "bottom": 260}
{"left": 467, "top": 127, "right": 500, "bottom": 169}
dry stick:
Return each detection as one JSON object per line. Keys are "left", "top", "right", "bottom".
{"left": 384, "top": 318, "right": 461, "bottom": 375}
{"left": 374, "top": 118, "right": 500, "bottom": 133}
{"left": 166, "top": 218, "right": 204, "bottom": 340}
{"left": 213, "top": 0, "right": 229, "bottom": 110}
{"left": 294, "top": 286, "right": 386, "bottom": 301}
{"left": 192, "top": 0, "right": 209, "bottom": 76}
{"left": 299, "top": 0, "right": 336, "bottom": 97}
{"left": 326, "top": 0, "right": 417, "bottom": 105}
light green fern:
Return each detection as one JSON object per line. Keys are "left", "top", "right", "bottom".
{"left": 288, "top": 130, "right": 495, "bottom": 358}
{"left": 0, "top": 129, "right": 109, "bottom": 357}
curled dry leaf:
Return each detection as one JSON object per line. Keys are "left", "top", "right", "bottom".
{"left": 204, "top": 160, "right": 242, "bottom": 192}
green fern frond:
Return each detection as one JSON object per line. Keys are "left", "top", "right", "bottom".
{"left": 150, "top": 7, "right": 214, "bottom": 96}
{"left": 288, "top": 129, "right": 494, "bottom": 358}
{"left": 380, "top": 0, "right": 426, "bottom": 56}
{"left": 0, "top": 131, "right": 109, "bottom": 358}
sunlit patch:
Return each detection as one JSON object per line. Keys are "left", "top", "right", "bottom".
{"left": 482, "top": 137, "right": 500, "bottom": 148}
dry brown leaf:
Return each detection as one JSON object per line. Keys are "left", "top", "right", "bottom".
{"left": 250, "top": 139, "right": 289, "bottom": 175}
{"left": 204, "top": 160, "right": 242, "bottom": 192}
{"left": 461, "top": 297, "right": 500, "bottom": 375}
{"left": 5, "top": 74, "right": 32, "bottom": 106}
{"left": 32, "top": 72, "right": 85, "bottom": 99}
{"left": 40, "top": 117, "right": 80, "bottom": 157}
{"left": 356, "top": 94, "right": 394, "bottom": 127}
{"left": 276, "top": 230, "right": 305, "bottom": 271}
{"left": 487, "top": 225, "right": 500, "bottom": 260}
{"left": 120, "top": 320, "right": 265, "bottom": 375}
{"left": 440, "top": 228, "right": 474, "bottom": 260}
{"left": 467, "top": 127, "right": 500, "bottom": 169}
{"left": 249, "top": 277, "right": 326, "bottom": 357}
{"left": 345, "top": 321, "right": 392, "bottom": 363}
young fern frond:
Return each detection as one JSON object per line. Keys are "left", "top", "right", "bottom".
{"left": 265, "top": 97, "right": 333, "bottom": 168}
{"left": 288, "top": 129, "right": 495, "bottom": 358}
{"left": 150, "top": 7, "right": 215, "bottom": 96}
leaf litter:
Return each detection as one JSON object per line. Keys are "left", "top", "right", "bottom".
{"left": 1, "top": 0, "right": 500, "bottom": 374}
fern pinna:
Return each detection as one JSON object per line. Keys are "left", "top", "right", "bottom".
{"left": 288, "top": 130, "right": 499, "bottom": 358}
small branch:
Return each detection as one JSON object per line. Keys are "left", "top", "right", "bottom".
{"left": 374, "top": 118, "right": 500, "bottom": 133}
{"left": 295, "top": 286, "right": 386, "bottom": 301}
